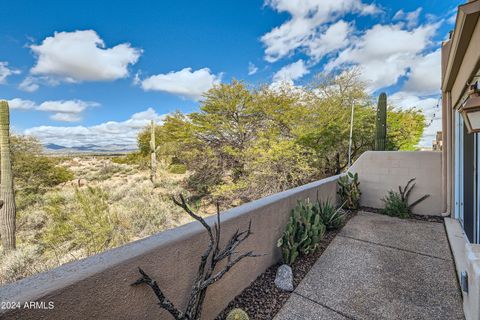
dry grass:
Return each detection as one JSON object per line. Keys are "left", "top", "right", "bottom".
{"left": 0, "top": 156, "right": 207, "bottom": 285}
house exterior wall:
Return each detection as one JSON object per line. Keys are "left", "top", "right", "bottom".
{"left": 349, "top": 151, "right": 444, "bottom": 216}
{"left": 442, "top": 1, "right": 480, "bottom": 319}
{"left": 0, "top": 176, "right": 339, "bottom": 320}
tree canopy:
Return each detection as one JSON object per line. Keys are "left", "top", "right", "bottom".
{"left": 138, "top": 71, "right": 426, "bottom": 203}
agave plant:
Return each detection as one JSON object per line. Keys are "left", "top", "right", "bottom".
{"left": 318, "top": 200, "right": 345, "bottom": 230}
{"left": 381, "top": 178, "right": 429, "bottom": 218}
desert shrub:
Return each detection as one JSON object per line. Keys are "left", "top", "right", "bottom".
{"left": 42, "top": 187, "right": 126, "bottom": 255}
{"left": 277, "top": 199, "right": 326, "bottom": 265}
{"left": 12, "top": 135, "right": 74, "bottom": 209}
{"left": 93, "top": 163, "right": 123, "bottom": 181}
{"left": 318, "top": 200, "right": 345, "bottom": 230}
{"left": 0, "top": 245, "right": 43, "bottom": 284}
{"left": 381, "top": 178, "right": 429, "bottom": 218}
{"left": 168, "top": 163, "right": 187, "bottom": 174}
{"left": 111, "top": 152, "right": 148, "bottom": 168}
{"left": 337, "top": 172, "right": 361, "bottom": 210}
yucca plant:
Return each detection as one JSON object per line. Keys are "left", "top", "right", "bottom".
{"left": 337, "top": 172, "right": 361, "bottom": 210}
{"left": 381, "top": 178, "right": 429, "bottom": 218}
{"left": 318, "top": 200, "right": 345, "bottom": 230}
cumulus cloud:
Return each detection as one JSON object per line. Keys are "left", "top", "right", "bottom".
{"left": 393, "top": 8, "right": 423, "bottom": 28}
{"left": 248, "top": 62, "right": 258, "bottom": 75}
{"left": 29, "top": 30, "right": 142, "bottom": 82}
{"left": 25, "top": 108, "right": 165, "bottom": 149}
{"left": 403, "top": 49, "right": 441, "bottom": 96}
{"left": 50, "top": 113, "right": 82, "bottom": 122}
{"left": 306, "top": 20, "right": 352, "bottom": 61}
{"left": 18, "top": 76, "right": 40, "bottom": 92}
{"left": 261, "top": 0, "right": 379, "bottom": 62}
{"left": 140, "top": 67, "right": 221, "bottom": 100}
{"left": 273, "top": 59, "right": 310, "bottom": 83}
{"left": 36, "top": 100, "right": 98, "bottom": 114}
{"left": 8, "top": 98, "right": 37, "bottom": 110}
{"left": 7, "top": 98, "right": 98, "bottom": 122}
{"left": 325, "top": 22, "right": 439, "bottom": 91}
{"left": 0, "top": 62, "right": 20, "bottom": 84}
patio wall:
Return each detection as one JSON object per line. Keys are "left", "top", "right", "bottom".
{"left": 350, "top": 151, "right": 444, "bottom": 216}
{"left": 0, "top": 176, "right": 339, "bottom": 320}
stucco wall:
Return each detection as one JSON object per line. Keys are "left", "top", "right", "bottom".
{"left": 350, "top": 151, "right": 444, "bottom": 216}
{"left": 0, "top": 176, "right": 339, "bottom": 320}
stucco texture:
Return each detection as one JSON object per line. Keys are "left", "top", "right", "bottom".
{"left": 350, "top": 151, "right": 444, "bottom": 216}
{"left": 0, "top": 176, "right": 339, "bottom": 320}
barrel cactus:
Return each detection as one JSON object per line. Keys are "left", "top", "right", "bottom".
{"left": 226, "top": 308, "right": 249, "bottom": 320}
{"left": 0, "top": 100, "right": 16, "bottom": 252}
{"left": 375, "top": 92, "right": 387, "bottom": 151}
{"left": 277, "top": 199, "right": 326, "bottom": 265}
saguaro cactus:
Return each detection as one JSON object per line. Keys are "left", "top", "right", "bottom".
{"left": 149, "top": 120, "right": 159, "bottom": 183}
{"left": 0, "top": 100, "right": 16, "bottom": 252}
{"left": 375, "top": 92, "right": 387, "bottom": 151}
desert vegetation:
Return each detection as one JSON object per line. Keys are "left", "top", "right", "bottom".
{"left": 0, "top": 71, "right": 426, "bottom": 284}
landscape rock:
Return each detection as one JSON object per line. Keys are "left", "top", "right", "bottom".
{"left": 275, "top": 264, "right": 293, "bottom": 292}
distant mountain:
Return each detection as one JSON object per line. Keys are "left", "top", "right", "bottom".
{"left": 43, "top": 143, "right": 136, "bottom": 154}
{"left": 45, "top": 143, "right": 67, "bottom": 150}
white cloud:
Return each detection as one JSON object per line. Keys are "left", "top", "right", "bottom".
{"left": 273, "top": 59, "right": 310, "bottom": 83}
{"left": 0, "top": 62, "right": 20, "bottom": 84}
{"left": 7, "top": 98, "right": 36, "bottom": 110}
{"left": 29, "top": 30, "right": 142, "bottom": 82}
{"left": 50, "top": 113, "right": 82, "bottom": 122}
{"left": 37, "top": 100, "right": 98, "bottom": 114}
{"left": 306, "top": 20, "right": 352, "bottom": 61}
{"left": 403, "top": 49, "right": 441, "bottom": 96}
{"left": 393, "top": 8, "right": 422, "bottom": 28}
{"left": 325, "top": 22, "right": 439, "bottom": 91}
{"left": 261, "top": 0, "right": 379, "bottom": 62}
{"left": 7, "top": 98, "right": 98, "bottom": 122}
{"left": 140, "top": 67, "right": 221, "bottom": 100}
{"left": 18, "top": 76, "right": 40, "bottom": 92}
{"left": 248, "top": 62, "right": 258, "bottom": 75}
{"left": 25, "top": 108, "right": 165, "bottom": 149}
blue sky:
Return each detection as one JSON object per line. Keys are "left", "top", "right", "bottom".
{"left": 0, "top": 0, "right": 459, "bottom": 149}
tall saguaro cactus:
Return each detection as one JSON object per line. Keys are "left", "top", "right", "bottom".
{"left": 375, "top": 92, "right": 387, "bottom": 151}
{"left": 149, "top": 120, "right": 159, "bottom": 183}
{"left": 0, "top": 101, "right": 16, "bottom": 252}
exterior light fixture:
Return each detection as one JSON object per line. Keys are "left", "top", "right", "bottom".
{"left": 459, "top": 81, "right": 480, "bottom": 133}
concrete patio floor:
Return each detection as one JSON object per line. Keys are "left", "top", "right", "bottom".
{"left": 274, "top": 211, "right": 464, "bottom": 320}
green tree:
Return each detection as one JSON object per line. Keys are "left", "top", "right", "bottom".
{"left": 11, "top": 135, "right": 74, "bottom": 210}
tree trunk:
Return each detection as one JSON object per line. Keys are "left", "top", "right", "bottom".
{"left": 0, "top": 100, "right": 16, "bottom": 252}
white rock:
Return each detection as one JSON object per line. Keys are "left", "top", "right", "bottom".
{"left": 275, "top": 264, "right": 294, "bottom": 292}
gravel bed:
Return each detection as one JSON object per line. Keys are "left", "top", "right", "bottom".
{"left": 216, "top": 211, "right": 357, "bottom": 320}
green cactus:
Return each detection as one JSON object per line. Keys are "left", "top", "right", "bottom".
{"left": 226, "top": 308, "right": 250, "bottom": 320}
{"left": 375, "top": 92, "right": 387, "bottom": 151}
{"left": 149, "top": 120, "right": 160, "bottom": 183}
{"left": 0, "top": 100, "right": 16, "bottom": 252}
{"left": 318, "top": 199, "right": 345, "bottom": 230}
{"left": 277, "top": 199, "right": 326, "bottom": 265}
{"left": 337, "top": 172, "right": 361, "bottom": 210}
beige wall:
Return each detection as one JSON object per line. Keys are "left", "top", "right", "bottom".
{"left": 350, "top": 151, "right": 444, "bottom": 216}
{"left": 0, "top": 176, "right": 339, "bottom": 320}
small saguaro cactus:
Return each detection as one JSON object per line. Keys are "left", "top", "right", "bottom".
{"left": 149, "top": 120, "right": 160, "bottom": 183}
{"left": 0, "top": 100, "right": 16, "bottom": 252}
{"left": 375, "top": 92, "right": 387, "bottom": 151}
